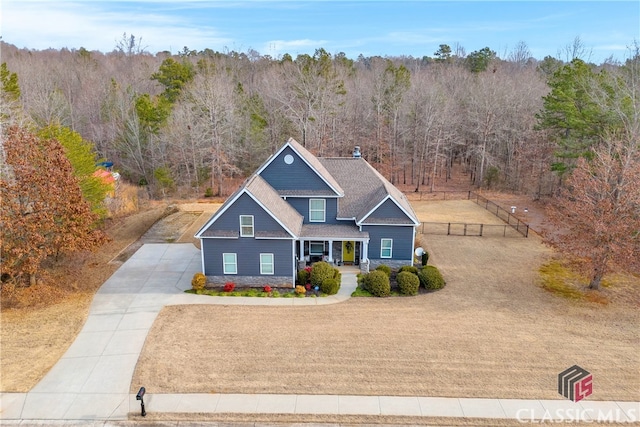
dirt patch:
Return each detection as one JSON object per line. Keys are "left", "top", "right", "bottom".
{"left": 132, "top": 201, "right": 639, "bottom": 401}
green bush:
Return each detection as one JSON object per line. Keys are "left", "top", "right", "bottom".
{"left": 364, "top": 270, "right": 390, "bottom": 297}
{"left": 321, "top": 278, "right": 340, "bottom": 295}
{"left": 191, "top": 272, "right": 206, "bottom": 291}
{"left": 396, "top": 271, "right": 420, "bottom": 295}
{"left": 419, "top": 265, "right": 446, "bottom": 290}
{"left": 310, "top": 261, "right": 335, "bottom": 288}
{"left": 375, "top": 264, "right": 392, "bottom": 277}
{"left": 297, "top": 269, "right": 310, "bottom": 285}
{"left": 398, "top": 265, "right": 419, "bottom": 275}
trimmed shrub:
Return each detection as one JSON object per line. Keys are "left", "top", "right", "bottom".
{"left": 223, "top": 282, "right": 235, "bottom": 292}
{"left": 397, "top": 271, "right": 420, "bottom": 296}
{"left": 398, "top": 265, "right": 419, "bottom": 275}
{"left": 333, "top": 268, "right": 342, "bottom": 283}
{"left": 364, "top": 270, "right": 390, "bottom": 297}
{"left": 191, "top": 272, "right": 206, "bottom": 291}
{"left": 297, "top": 269, "right": 310, "bottom": 285}
{"left": 295, "top": 285, "right": 307, "bottom": 295}
{"left": 310, "top": 261, "right": 335, "bottom": 288}
{"left": 321, "top": 278, "right": 340, "bottom": 295}
{"left": 375, "top": 264, "right": 392, "bottom": 277}
{"left": 419, "top": 266, "right": 446, "bottom": 290}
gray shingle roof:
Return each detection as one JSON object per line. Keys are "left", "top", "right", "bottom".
{"left": 301, "top": 223, "right": 369, "bottom": 239}
{"left": 319, "top": 158, "right": 418, "bottom": 224}
{"left": 244, "top": 174, "right": 303, "bottom": 236}
{"left": 198, "top": 229, "right": 239, "bottom": 238}
{"left": 286, "top": 138, "right": 344, "bottom": 196}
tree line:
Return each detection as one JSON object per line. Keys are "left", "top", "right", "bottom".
{"left": 0, "top": 39, "right": 607, "bottom": 197}
{"left": 1, "top": 37, "right": 639, "bottom": 290}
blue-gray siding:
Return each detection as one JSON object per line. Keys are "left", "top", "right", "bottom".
{"left": 362, "top": 225, "right": 414, "bottom": 261}
{"left": 202, "top": 238, "right": 294, "bottom": 276}
{"left": 368, "top": 198, "right": 411, "bottom": 221}
{"left": 286, "top": 197, "right": 339, "bottom": 224}
{"left": 260, "top": 147, "right": 333, "bottom": 193}
{"left": 206, "top": 193, "right": 288, "bottom": 234}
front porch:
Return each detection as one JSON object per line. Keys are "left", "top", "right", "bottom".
{"left": 298, "top": 240, "right": 366, "bottom": 266}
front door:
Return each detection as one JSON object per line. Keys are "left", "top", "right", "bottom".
{"left": 342, "top": 241, "right": 355, "bottom": 264}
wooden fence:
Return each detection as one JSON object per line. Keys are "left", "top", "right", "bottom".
{"left": 469, "top": 192, "right": 529, "bottom": 237}
{"left": 418, "top": 222, "right": 525, "bottom": 238}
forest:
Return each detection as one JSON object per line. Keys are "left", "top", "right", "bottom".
{"left": 3, "top": 37, "right": 634, "bottom": 199}
{"left": 1, "top": 35, "right": 639, "bottom": 290}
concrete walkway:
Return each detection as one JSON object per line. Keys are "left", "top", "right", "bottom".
{"left": 1, "top": 244, "right": 638, "bottom": 425}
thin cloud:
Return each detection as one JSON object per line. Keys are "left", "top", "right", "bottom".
{"left": 1, "top": 1, "right": 233, "bottom": 53}
{"left": 263, "top": 39, "right": 328, "bottom": 56}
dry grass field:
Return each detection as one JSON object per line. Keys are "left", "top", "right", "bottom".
{"left": 132, "top": 200, "right": 639, "bottom": 402}
{"left": 0, "top": 201, "right": 220, "bottom": 392}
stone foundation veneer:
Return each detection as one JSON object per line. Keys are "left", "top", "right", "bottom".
{"left": 368, "top": 259, "right": 414, "bottom": 270}
{"left": 206, "top": 276, "right": 294, "bottom": 288}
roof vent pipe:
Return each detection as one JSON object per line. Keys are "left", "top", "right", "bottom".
{"left": 353, "top": 146, "right": 361, "bottom": 158}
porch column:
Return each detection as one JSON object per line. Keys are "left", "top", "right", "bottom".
{"left": 299, "top": 239, "right": 305, "bottom": 260}
{"left": 361, "top": 240, "right": 368, "bottom": 261}
{"left": 328, "top": 240, "right": 333, "bottom": 263}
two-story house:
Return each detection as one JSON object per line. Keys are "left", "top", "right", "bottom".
{"left": 195, "top": 138, "right": 419, "bottom": 287}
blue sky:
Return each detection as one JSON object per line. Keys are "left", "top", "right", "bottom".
{"left": 2, "top": 1, "right": 638, "bottom": 63}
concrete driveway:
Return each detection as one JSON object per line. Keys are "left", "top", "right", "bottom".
{"left": 1, "top": 243, "right": 636, "bottom": 424}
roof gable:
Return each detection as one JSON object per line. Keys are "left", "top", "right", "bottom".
{"left": 195, "top": 175, "right": 302, "bottom": 238}
{"left": 319, "top": 157, "right": 419, "bottom": 226}
{"left": 255, "top": 138, "right": 343, "bottom": 197}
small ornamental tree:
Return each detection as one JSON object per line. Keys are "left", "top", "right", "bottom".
{"left": 0, "top": 126, "right": 108, "bottom": 286}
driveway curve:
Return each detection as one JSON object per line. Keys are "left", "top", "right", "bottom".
{"left": 1, "top": 243, "right": 358, "bottom": 421}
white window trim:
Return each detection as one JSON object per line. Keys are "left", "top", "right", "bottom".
{"left": 223, "top": 253, "right": 237, "bottom": 274}
{"left": 309, "top": 199, "right": 326, "bottom": 223}
{"left": 260, "top": 253, "right": 274, "bottom": 275}
{"left": 380, "top": 238, "right": 393, "bottom": 258}
{"left": 239, "top": 215, "right": 254, "bottom": 237}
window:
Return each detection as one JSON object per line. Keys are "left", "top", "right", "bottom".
{"left": 309, "top": 199, "right": 326, "bottom": 222}
{"left": 310, "top": 241, "right": 324, "bottom": 255}
{"left": 380, "top": 239, "right": 393, "bottom": 258}
{"left": 260, "top": 253, "right": 274, "bottom": 275}
{"left": 239, "top": 215, "right": 254, "bottom": 237}
{"left": 223, "top": 253, "right": 237, "bottom": 274}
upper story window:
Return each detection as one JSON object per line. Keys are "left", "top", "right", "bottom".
{"left": 309, "top": 199, "right": 326, "bottom": 222}
{"left": 381, "top": 238, "right": 393, "bottom": 258}
{"left": 239, "top": 215, "right": 254, "bottom": 237}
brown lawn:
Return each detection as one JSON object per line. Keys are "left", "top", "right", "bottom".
{"left": 132, "top": 200, "right": 640, "bottom": 402}
{"left": 0, "top": 201, "right": 220, "bottom": 392}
